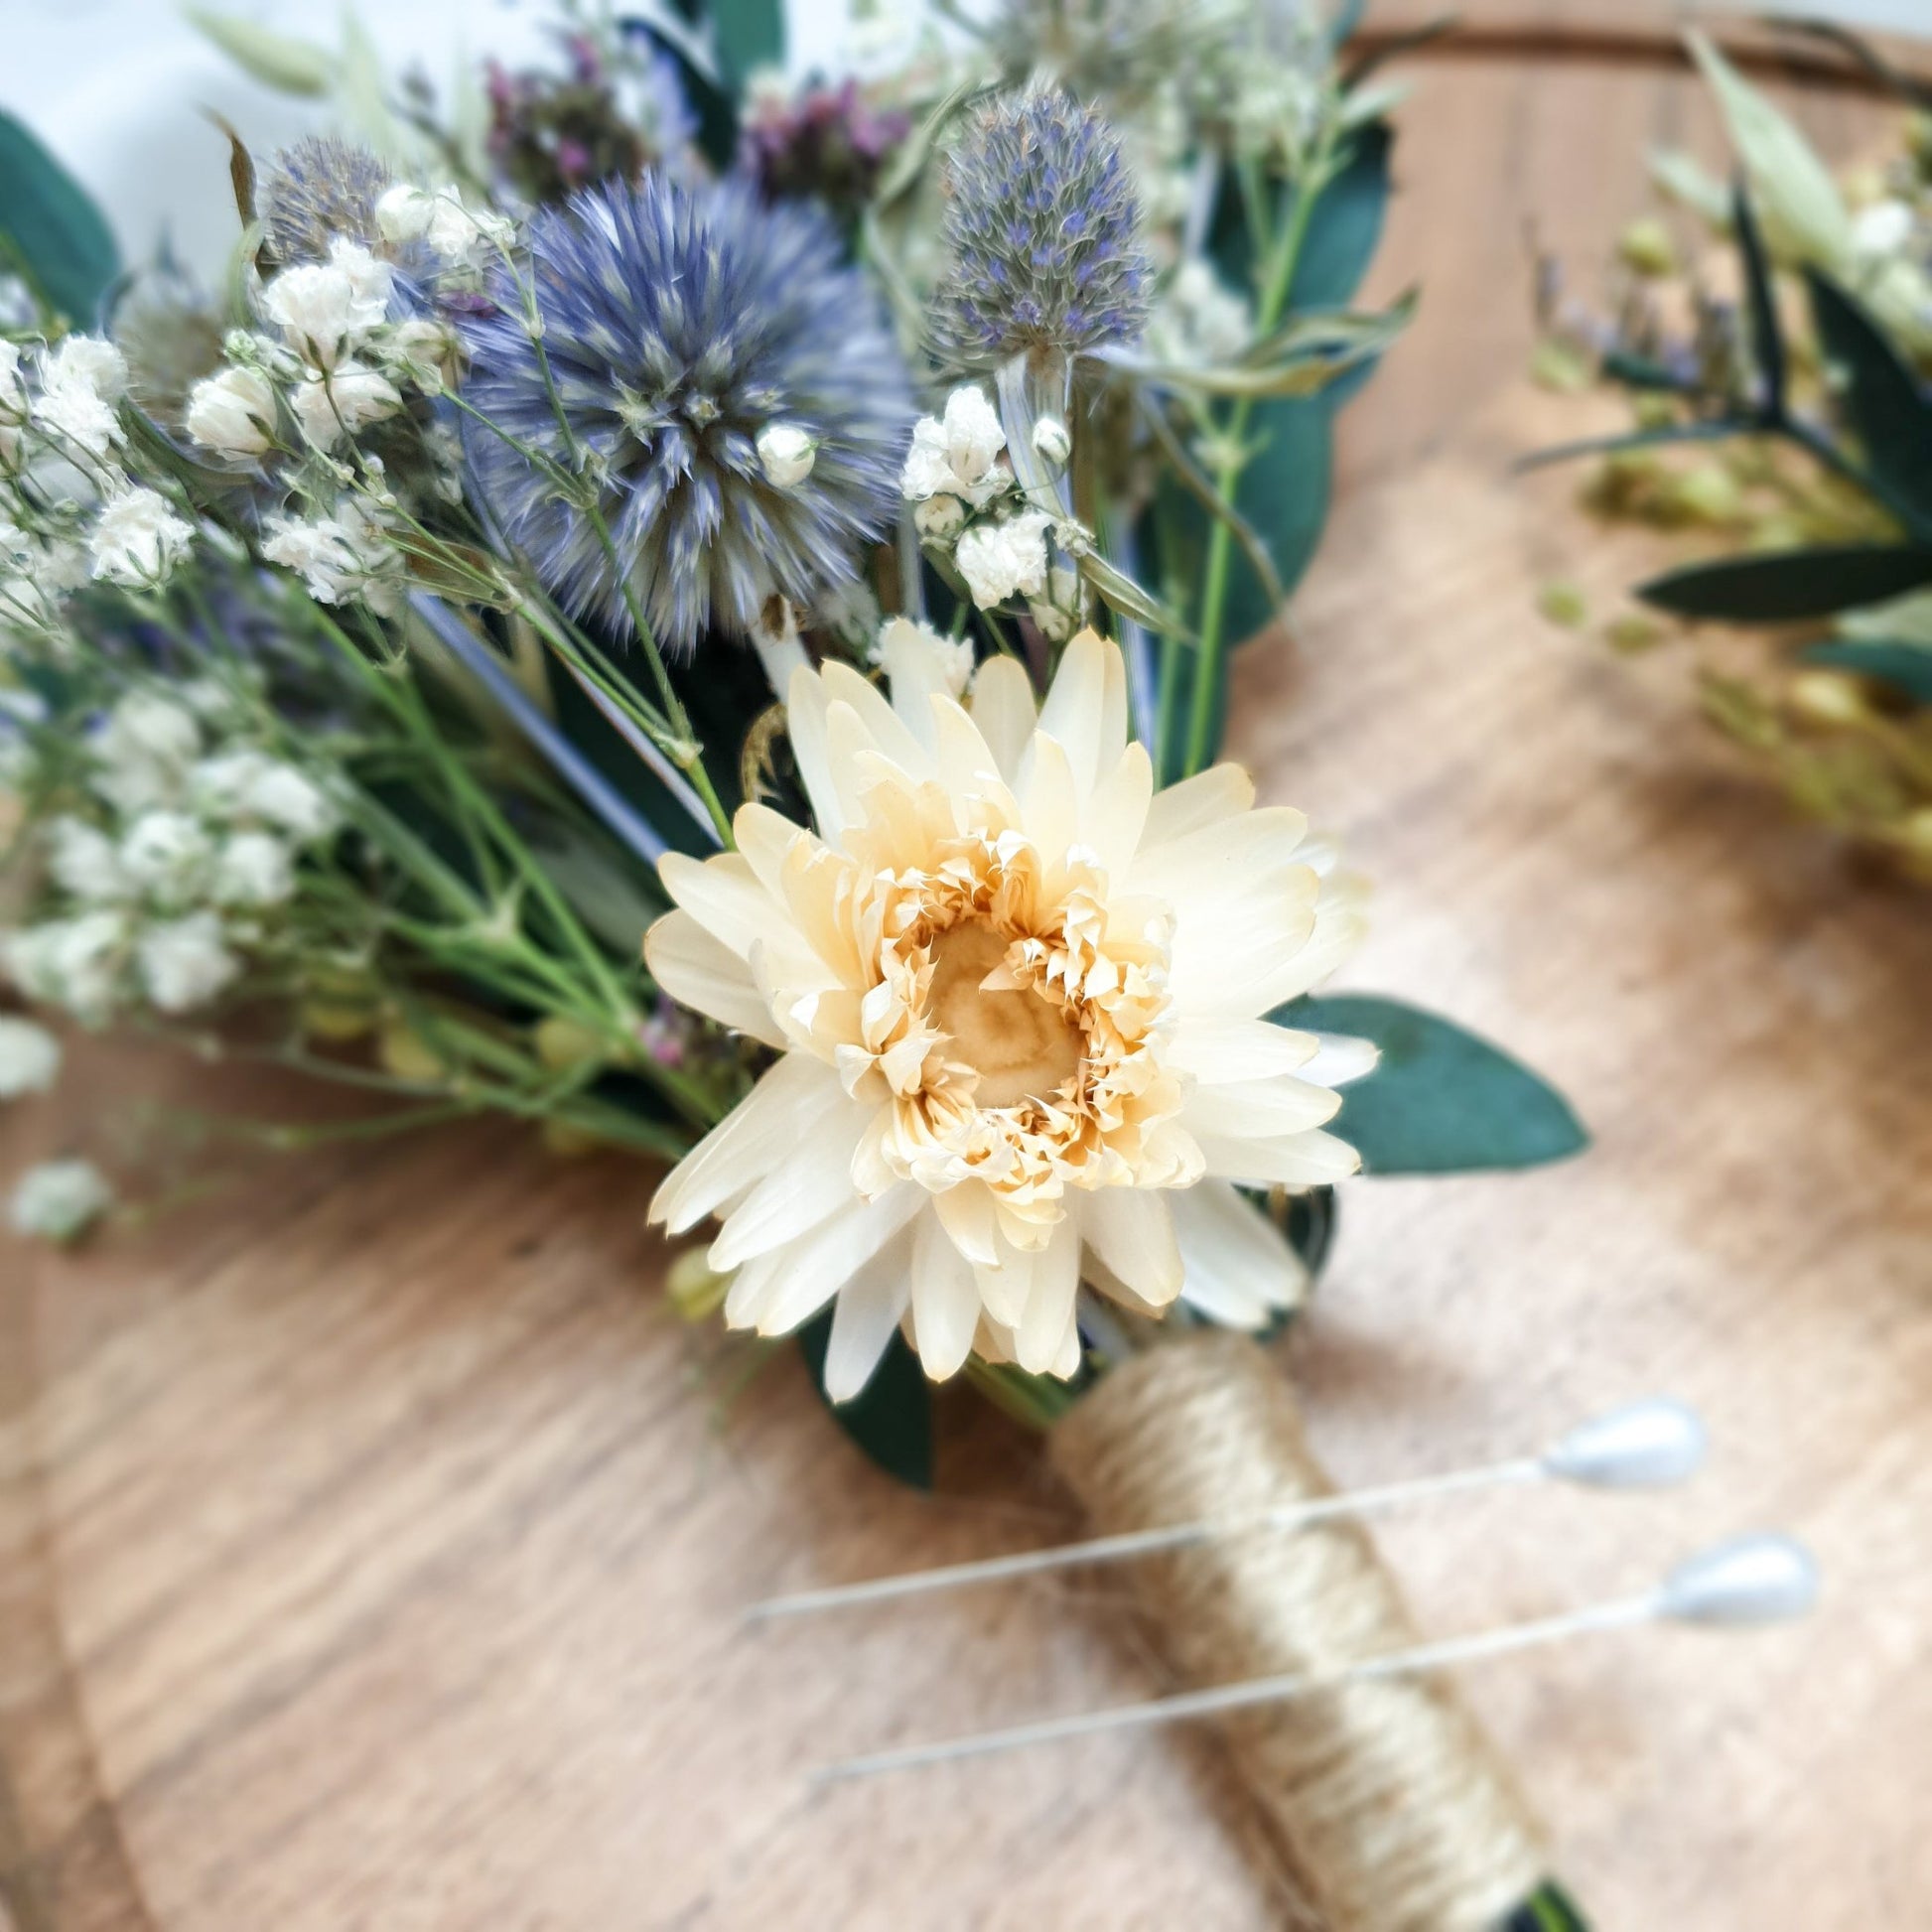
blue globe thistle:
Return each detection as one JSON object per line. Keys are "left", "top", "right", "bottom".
{"left": 458, "top": 175, "right": 914, "bottom": 651}
{"left": 932, "top": 89, "right": 1152, "bottom": 368}
{"left": 260, "top": 137, "right": 394, "bottom": 267}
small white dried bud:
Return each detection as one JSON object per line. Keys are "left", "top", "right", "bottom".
{"left": 186, "top": 365, "right": 279, "bottom": 459}
{"left": 1852, "top": 199, "right": 1914, "bottom": 259}
{"left": 0, "top": 1015, "right": 62, "bottom": 1099}
{"left": 913, "top": 492, "right": 966, "bottom": 541}
{"left": 137, "top": 910, "right": 239, "bottom": 1014}
{"left": 955, "top": 508, "right": 1052, "bottom": 609}
{"left": 1031, "top": 416, "right": 1071, "bottom": 466}
{"left": 381, "top": 316, "right": 461, "bottom": 395}
{"left": 757, "top": 421, "right": 817, "bottom": 489}
{"left": 8, "top": 1159, "right": 112, "bottom": 1242}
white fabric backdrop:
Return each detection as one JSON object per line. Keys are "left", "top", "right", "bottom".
{"left": 0, "top": 0, "right": 871, "bottom": 282}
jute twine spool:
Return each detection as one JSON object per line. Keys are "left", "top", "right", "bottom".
{"left": 1048, "top": 1333, "right": 1547, "bottom": 1932}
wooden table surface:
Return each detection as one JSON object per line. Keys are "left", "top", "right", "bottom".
{"left": 5, "top": 12, "right": 1930, "bottom": 1929}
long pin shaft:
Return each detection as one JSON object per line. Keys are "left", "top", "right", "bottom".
{"left": 750, "top": 1457, "right": 1541, "bottom": 1623}
{"left": 816, "top": 1593, "right": 1658, "bottom": 1783}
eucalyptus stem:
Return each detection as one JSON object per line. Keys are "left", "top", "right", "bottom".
{"left": 1181, "top": 116, "right": 1340, "bottom": 776}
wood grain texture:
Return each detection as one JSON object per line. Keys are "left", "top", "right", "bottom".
{"left": 4, "top": 12, "right": 1931, "bottom": 1929}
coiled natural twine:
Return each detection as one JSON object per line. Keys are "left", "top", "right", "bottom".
{"left": 1049, "top": 1333, "right": 1548, "bottom": 1932}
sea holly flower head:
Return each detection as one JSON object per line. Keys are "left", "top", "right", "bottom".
{"left": 932, "top": 89, "right": 1153, "bottom": 368}
{"left": 459, "top": 173, "right": 915, "bottom": 653}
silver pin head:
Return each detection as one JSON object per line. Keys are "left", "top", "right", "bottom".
{"left": 1541, "top": 1397, "right": 1708, "bottom": 1490}
{"left": 1654, "top": 1533, "right": 1820, "bottom": 1627}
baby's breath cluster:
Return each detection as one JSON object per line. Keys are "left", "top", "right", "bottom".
{"left": 2, "top": 680, "right": 343, "bottom": 1025}
{"left": 899, "top": 383, "right": 1086, "bottom": 638}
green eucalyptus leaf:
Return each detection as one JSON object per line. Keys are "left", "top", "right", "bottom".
{"left": 1283, "top": 1184, "right": 1337, "bottom": 1279}
{"left": 0, "top": 110, "right": 120, "bottom": 326}
{"left": 1289, "top": 119, "right": 1395, "bottom": 309}
{"left": 1503, "top": 1881, "right": 1592, "bottom": 1932}
{"left": 1600, "top": 346, "right": 1693, "bottom": 391}
{"left": 1800, "top": 639, "right": 1932, "bottom": 700}
{"left": 1732, "top": 180, "right": 1786, "bottom": 420}
{"left": 1639, "top": 543, "right": 1932, "bottom": 621}
{"left": 798, "top": 1311, "right": 934, "bottom": 1489}
{"left": 1518, "top": 420, "right": 1741, "bottom": 474}
{"left": 1688, "top": 29, "right": 1850, "bottom": 270}
{"left": 1278, "top": 995, "right": 1587, "bottom": 1174}
{"left": 1805, "top": 268, "right": 1932, "bottom": 522}
{"left": 709, "top": 0, "right": 785, "bottom": 93}
{"left": 185, "top": 8, "right": 335, "bottom": 96}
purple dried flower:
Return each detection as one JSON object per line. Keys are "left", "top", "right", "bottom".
{"left": 741, "top": 79, "right": 911, "bottom": 214}
{"left": 932, "top": 88, "right": 1152, "bottom": 367}
{"left": 458, "top": 174, "right": 915, "bottom": 651}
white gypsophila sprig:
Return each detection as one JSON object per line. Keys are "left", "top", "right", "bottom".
{"left": 260, "top": 499, "right": 403, "bottom": 616}
{"left": 117, "top": 808, "right": 215, "bottom": 906}
{"left": 6, "top": 679, "right": 346, "bottom": 1027}
{"left": 757, "top": 422, "right": 818, "bottom": 489}
{"left": 191, "top": 746, "right": 342, "bottom": 841}
{"left": 4, "top": 909, "right": 130, "bottom": 1022}
{"left": 262, "top": 239, "right": 393, "bottom": 371}
{"left": 45, "top": 817, "right": 129, "bottom": 901}
{"left": 0, "top": 340, "right": 26, "bottom": 469}
{"left": 136, "top": 910, "right": 239, "bottom": 1013}
{"left": 901, "top": 385, "right": 1012, "bottom": 512}
{"left": 8, "top": 1157, "right": 111, "bottom": 1242}
{"left": 212, "top": 829, "right": 296, "bottom": 906}
{"left": 0, "top": 1014, "right": 61, "bottom": 1098}
{"left": 378, "top": 316, "right": 462, "bottom": 397}
{"left": 375, "top": 184, "right": 514, "bottom": 270}
{"left": 954, "top": 508, "right": 1053, "bottom": 608}
{"left": 186, "top": 364, "right": 279, "bottom": 460}
{"left": 92, "top": 689, "right": 203, "bottom": 814}
{"left": 289, "top": 360, "right": 402, "bottom": 450}
{"left": 30, "top": 337, "right": 128, "bottom": 461}
{"left": 89, "top": 486, "right": 195, "bottom": 589}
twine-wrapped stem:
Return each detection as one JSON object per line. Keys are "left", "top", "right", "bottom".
{"left": 1048, "top": 1333, "right": 1548, "bottom": 1932}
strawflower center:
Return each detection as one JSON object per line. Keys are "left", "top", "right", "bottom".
{"left": 926, "top": 918, "right": 1084, "bottom": 1110}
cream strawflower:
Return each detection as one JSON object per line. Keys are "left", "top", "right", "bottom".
{"left": 645, "top": 629, "right": 1370, "bottom": 1400}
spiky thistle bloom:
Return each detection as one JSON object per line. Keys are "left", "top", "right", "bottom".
{"left": 459, "top": 175, "right": 914, "bottom": 651}
{"left": 645, "top": 628, "right": 1371, "bottom": 1398}
{"left": 260, "top": 137, "right": 395, "bottom": 267}
{"left": 932, "top": 89, "right": 1153, "bottom": 369}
